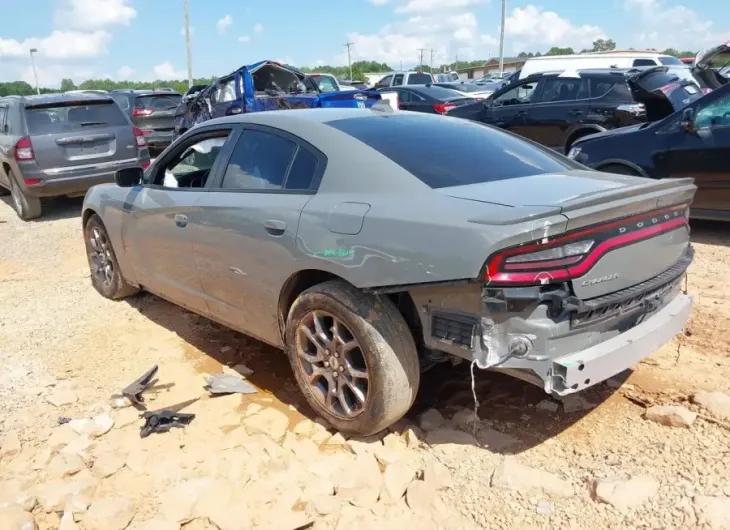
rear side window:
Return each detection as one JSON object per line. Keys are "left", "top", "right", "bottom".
{"left": 135, "top": 95, "right": 181, "bottom": 110}
{"left": 392, "top": 74, "right": 404, "bottom": 86}
{"left": 406, "top": 73, "right": 432, "bottom": 85}
{"left": 24, "top": 101, "right": 129, "bottom": 134}
{"left": 0, "top": 107, "right": 7, "bottom": 132}
{"left": 604, "top": 81, "right": 633, "bottom": 101}
{"left": 285, "top": 148, "right": 319, "bottom": 190}
{"left": 538, "top": 78, "right": 589, "bottom": 102}
{"left": 589, "top": 79, "right": 616, "bottom": 98}
{"left": 326, "top": 114, "right": 577, "bottom": 189}
{"left": 633, "top": 59, "right": 658, "bottom": 67}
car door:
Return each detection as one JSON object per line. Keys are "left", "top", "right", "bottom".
{"left": 483, "top": 79, "right": 542, "bottom": 139}
{"left": 122, "top": 126, "right": 237, "bottom": 314}
{"left": 663, "top": 87, "right": 730, "bottom": 217}
{"left": 527, "top": 77, "right": 590, "bottom": 150}
{"left": 191, "top": 125, "right": 324, "bottom": 346}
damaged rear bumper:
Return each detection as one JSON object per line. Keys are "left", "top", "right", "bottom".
{"left": 546, "top": 292, "right": 691, "bottom": 395}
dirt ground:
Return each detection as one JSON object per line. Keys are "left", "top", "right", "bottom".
{"left": 1, "top": 197, "right": 729, "bottom": 530}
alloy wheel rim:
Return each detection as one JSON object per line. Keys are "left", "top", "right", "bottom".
{"left": 88, "top": 227, "right": 114, "bottom": 288}
{"left": 295, "top": 310, "right": 370, "bottom": 419}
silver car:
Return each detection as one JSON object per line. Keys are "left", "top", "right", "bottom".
{"left": 0, "top": 93, "right": 150, "bottom": 220}
{"left": 82, "top": 108, "right": 694, "bottom": 435}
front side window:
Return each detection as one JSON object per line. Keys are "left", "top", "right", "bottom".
{"left": 214, "top": 80, "right": 237, "bottom": 103}
{"left": 311, "top": 76, "right": 339, "bottom": 93}
{"left": 694, "top": 94, "right": 730, "bottom": 129}
{"left": 633, "top": 59, "right": 658, "bottom": 66}
{"left": 155, "top": 134, "right": 230, "bottom": 189}
{"left": 493, "top": 81, "right": 538, "bottom": 106}
{"left": 375, "top": 75, "right": 393, "bottom": 88}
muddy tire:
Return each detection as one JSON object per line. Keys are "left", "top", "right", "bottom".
{"left": 8, "top": 171, "right": 41, "bottom": 221}
{"left": 84, "top": 214, "right": 139, "bottom": 300}
{"left": 285, "top": 280, "right": 420, "bottom": 435}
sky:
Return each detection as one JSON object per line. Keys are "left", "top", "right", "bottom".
{"left": 0, "top": 0, "right": 727, "bottom": 87}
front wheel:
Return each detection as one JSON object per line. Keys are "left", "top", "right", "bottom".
{"left": 285, "top": 280, "right": 420, "bottom": 435}
{"left": 84, "top": 215, "right": 139, "bottom": 300}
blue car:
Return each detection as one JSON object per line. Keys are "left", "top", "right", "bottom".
{"left": 174, "top": 60, "right": 382, "bottom": 138}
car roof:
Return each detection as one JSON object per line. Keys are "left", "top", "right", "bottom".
{"left": 110, "top": 90, "right": 182, "bottom": 96}
{"left": 4, "top": 92, "right": 114, "bottom": 106}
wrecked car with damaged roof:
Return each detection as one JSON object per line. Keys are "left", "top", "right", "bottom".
{"left": 174, "top": 60, "right": 383, "bottom": 137}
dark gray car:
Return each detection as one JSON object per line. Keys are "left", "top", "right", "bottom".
{"left": 110, "top": 90, "right": 182, "bottom": 153}
{"left": 82, "top": 108, "right": 694, "bottom": 435}
{"left": 0, "top": 93, "right": 150, "bottom": 220}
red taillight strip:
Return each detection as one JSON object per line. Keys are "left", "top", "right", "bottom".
{"left": 487, "top": 216, "right": 687, "bottom": 285}
{"left": 488, "top": 204, "right": 688, "bottom": 276}
{"left": 504, "top": 255, "right": 583, "bottom": 271}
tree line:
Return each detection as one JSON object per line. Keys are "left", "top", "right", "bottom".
{"left": 0, "top": 44, "right": 701, "bottom": 96}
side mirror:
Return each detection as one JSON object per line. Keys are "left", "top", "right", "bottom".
{"left": 115, "top": 167, "right": 143, "bottom": 188}
{"left": 681, "top": 108, "right": 696, "bottom": 133}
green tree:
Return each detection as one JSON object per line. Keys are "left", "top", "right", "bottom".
{"left": 60, "top": 78, "right": 77, "bottom": 92}
{"left": 546, "top": 47, "right": 575, "bottom": 56}
{"left": 591, "top": 38, "right": 617, "bottom": 52}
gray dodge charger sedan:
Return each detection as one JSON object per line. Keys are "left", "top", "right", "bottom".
{"left": 81, "top": 107, "right": 695, "bottom": 435}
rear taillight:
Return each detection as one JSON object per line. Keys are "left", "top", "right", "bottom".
{"left": 24, "top": 178, "right": 41, "bottom": 186}
{"left": 141, "top": 160, "right": 151, "bottom": 169}
{"left": 433, "top": 102, "right": 456, "bottom": 114}
{"left": 133, "top": 127, "right": 147, "bottom": 148}
{"left": 483, "top": 205, "right": 690, "bottom": 286}
{"left": 13, "top": 136, "right": 34, "bottom": 161}
{"left": 132, "top": 108, "right": 153, "bottom": 117}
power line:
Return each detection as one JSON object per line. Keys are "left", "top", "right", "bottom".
{"left": 429, "top": 48, "right": 437, "bottom": 73}
{"left": 498, "top": 0, "right": 506, "bottom": 75}
{"left": 417, "top": 48, "right": 427, "bottom": 67}
{"left": 183, "top": 0, "right": 193, "bottom": 88}
{"left": 344, "top": 41, "right": 354, "bottom": 80}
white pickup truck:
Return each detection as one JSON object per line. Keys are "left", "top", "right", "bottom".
{"left": 307, "top": 73, "right": 357, "bottom": 92}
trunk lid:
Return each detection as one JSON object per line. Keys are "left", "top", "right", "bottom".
{"left": 24, "top": 99, "right": 137, "bottom": 171}
{"left": 627, "top": 67, "right": 703, "bottom": 121}
{"left": 131, "top": 94, "right": 182, "bottom": 133}
{"left": 444, "top": 171, "right": 696, "bottom": 297}
{"left": 691, "top": 42, "right": 730, "bottom": 90}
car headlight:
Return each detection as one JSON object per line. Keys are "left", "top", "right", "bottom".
{"left": 567, "top": 146, "right": 582, "bottom": 159}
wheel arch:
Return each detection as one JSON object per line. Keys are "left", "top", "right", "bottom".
{"left": 277, "top": 269, "right": 422, "bottom": 348}
{"left": 563, "top": 125, "right": 606, "bottom": 154}
{"left": 594, "top": 159, "right": 648, "bottom": 177}
{"left": 82, "top": 207, "right": 99, "bottom": 228}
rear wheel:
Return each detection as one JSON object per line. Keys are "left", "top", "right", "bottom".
{"left": 84, "top": 215, "right": 139, "bottom": 300}
{"left": 598, "top": 163, "right": 641, "bottom": 176}
{"left": 8, "top": 171, "right": 41, "bottom": 220}
{"left": 285, "top": 280, "right": 420, "bottom": 435}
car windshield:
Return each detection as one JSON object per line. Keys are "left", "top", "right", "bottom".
{"left": 310, "top": 76, "right": 339, "bottom": 93}
{"left": 659, "top": 56, "right": 684, "bottom": 66}
{"left": 24, "top": 101, "right": 129, "bottom": 134}
{"left": 135, "top": 94, "right": 182, "bottom": 110}
{"left": 326, "top": 114, "right": 578, "bottom": 189}
{"left": 407, "top": 73, "right": 432, "bottom": 84}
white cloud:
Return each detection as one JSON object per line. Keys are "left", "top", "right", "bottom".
{"left": 153, "top": 61, "right": 187, "bottom": 79}
{"left": 18, "top": 63, "right": 94, "bottom": 88}
{"left": 54, "top": 0, "right": 136, "bottom": 30}
{"left": 0, "top": 30, "right": 112, "bottom": 59}
{"left": 453, "top": 28, "right": 473, "bottom": 42}
{"left": 624, "top": 0, "right": 728, "bottom": 49}
{"left": 217, "top": 15, "right": 233, "bottom": 34}
{"left": 238, "top": 35, "right": 251, "bottom": 43}
{"left": 253, "top": 23, "right": 264, "bottom": 34}
{"left": 499, "top": 5, "right": 604, "bottom": 52}
{"left": 117, "top": 65, "right": 135, "bottom": 79}
{"left": 395, "top": 0, "right": 487, "bottom": 15}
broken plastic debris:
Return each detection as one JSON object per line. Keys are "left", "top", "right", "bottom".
{"left": 140, "top": 398, "right": 197, "bottom": 438}
{"left": 204, "top": 374, "right": 257, "bottom": 395}
{"left": 120, "top": 365, "right": 159, "bottom": 409}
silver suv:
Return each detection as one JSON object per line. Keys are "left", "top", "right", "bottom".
{"left": 0, "top": 93, "right": 150, "bottom": 220}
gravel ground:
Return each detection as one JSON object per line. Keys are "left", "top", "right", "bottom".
{"left": 1, "top": 196, "right": 729, "bottom": 530}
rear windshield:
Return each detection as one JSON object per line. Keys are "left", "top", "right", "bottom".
{"left": 659, "top": 56, "right": 684, "bottom": 66}
{"left": 412, "top": 86, "right": 468, "bottom": 100}
{"left": 24, "top": 101, "right": 129, "bottom": 134}
{"left": 135, "top": 94, "right": 182, "bottom": 110}
{"left": 406, "top": 73, "right": 433, "bottom": 84}
{"left": 326, "top": 114, "right": 577, "bottom": 189}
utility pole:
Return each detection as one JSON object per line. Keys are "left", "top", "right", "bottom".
{"left": 417, "top": 48, "right": 427, "bottom": 69}
{"left": 183, "top": 0, "right": 193, "bottom": 88}
{"left": 29, "top": 48, "right": 40, "bottom": 94}
{"left": 498, "top": 0, "right": 506, "bottom": 75}
{"left": 344, "top": 41, "right": 354, "bottom": 80}
{"left": 429, "top": 49, "right": 436, "bottom": 73}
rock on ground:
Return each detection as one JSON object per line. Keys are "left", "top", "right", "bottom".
{"left": 382, "top": 460, "right": 416, "bottom": 502}
{"left": 46, "top": 388, "right": 78, "bottom": 407}
{"left": 593, "top": 475, "right": 660, "bottom": 511}
{"left": 419, "top": 409, "right": 446, "bottom": 431}
{"left": 91, "top": 452, "right": 125, "bottom": 479}
{"left": 242, "top": 408, "right": 289, "bottom": 442}
{"left": 68, "top": 414, "right": 114, "bottom": 438}
{"left": 0, "top": 431, "right": 22, "bottom": 460}
{"left": 423, "top": 461, "right": 453, "bottom": 491}
{"left": 644, "top": 405, "right": 697, "bottom": 428}
{"left": 692, "top": 391, "right": 730, "bottom": 421}
{"left": 406, "top": 480, "right": 437, "bottom": 515}
{"left": 0, "top": 505, "right": 37, "bottom": 530}
{"left": 491, "top": 457, "right": 574, "bottom": 497}
{"left": 85, "top": 497, "right": 136, "bottom": 530}
{"left": 693, "top": 495, "right": 730, "bottom": 529}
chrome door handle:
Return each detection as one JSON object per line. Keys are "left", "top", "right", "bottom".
{"left": 174, "top": 214, "right": 188, "bottom": 227}
{"left": 263, "top": 219, "right": 286, "bottom": 236}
